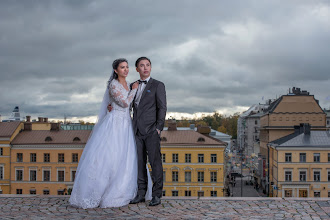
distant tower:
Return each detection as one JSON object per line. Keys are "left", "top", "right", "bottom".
{"left": 8, "top": 106, "right": 21, "bottom": 121}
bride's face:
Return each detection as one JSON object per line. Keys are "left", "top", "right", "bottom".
{"left": 115, "top": 62, "right": 129, "bottom": 78}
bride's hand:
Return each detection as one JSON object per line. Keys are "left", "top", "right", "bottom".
{"left": 132, "top": 82, "right": 139, "bottom": 89}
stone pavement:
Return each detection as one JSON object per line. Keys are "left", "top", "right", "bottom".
{"left": 1, "top": 195, "right": 330, "bottom": 219}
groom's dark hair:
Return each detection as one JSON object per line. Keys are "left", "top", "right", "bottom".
{"left": 135, "top": 57, "right": 151, "bottom": 67}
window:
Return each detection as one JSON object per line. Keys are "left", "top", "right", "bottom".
{"left": 314, "top": 192, "right": 320, "bottom": 197}
{"left": 314, "top": 153, "right": 320, "bottom": 162}
{"left": 198, "top": 171, "right": 204, "bottom": 182}
{"left": 172, "top": 191, "right": 178, "bottom": 197}
{"left": 58, "top": 153, "right": 65, "bottom": 163}
{"left": 198, "top": 154, "right": 204, "bottom": 163}
{"left": 58, "top": 190, "right": 64, "bottom": 195}
{"left": 43, "top": 190, "right": 50, "bottom": 195}
{"left": 17, "top": 153, "right": 23, "bottom": 162}
{"left": 185, "top": 154, "right": 191, "bottom": 163}
{"left": 30, "top": 189, "right": 36, "bottom": 195}
{"left": 30, "top": 170, "right": 37, "bottom": 181}
{"left": 328, "top": 153, "right": 330, "bottom": 162}
{"left": 285, "top": 153, "right": 292, "bottom": 162}
{"left": 172, "top": 154, "right": 178, "bottom": 163}
{"left": 73, "top": 137, "right": 81, "bottom": 142}
{"left": 162, "top": 190, "right": 166, "bottom": 197}
{"left": 72, "top": 153, "right": 78, "bottom": 163}
{"left": 172, "top": 171, "right": 178, "bottom": 182}
{"left": 16, "top": 170, "right": 23, "bottom": 181}
{"left": 255, "top": 120, "right": 258, "bottom": 125}
{"left": 58, "top": 170, "right": 65, "bottom": 182}
{"left": 300, "top": 153, "right": 306, "bottom": 162}
{"left": 185, "top": 172, "right": 191, "bottom": 182}
{"left": 328, "top": 171, "right": 330, "bottom": 182}
{"left": 314, "top": 171, "right": 321, "bottom": 182}
{"left": 0, "top": 166, "right": 3, "bottom": 180}
{"left": 185, "top": 190, "right": 191, "bottom": 197}
{"left": 43, "top": 170, "right": 50, "bottom": 182}
{"left": 0, "top": 148, "right": 3, "bottom": 156}
{"left": 211, "top": 172, "right": 217, "bottom": 182}
{"left": 71, "top": 171, "right": 76, "bottom": 182}
{"left": 285, "top": 190, "right": 292, "bottom": 197}
{"left": 163, "top": 171, "right": 166, "bottom": 182}
{"left": 161, "top": 154, "right": 166, "bottom": 163}
{"left": 198, "top": 191, "right": 204, "bottom": 197}
{"left": 211, "top": 154, "right": 217, "bottom": 163}
{"left": 300, "top": 171, "right": 306, "bottom": 182}
{"left": 285, "top": 171, "right": 292, "bottom": 182}
{"left": 16, "top": 189, "right": 22, "bottom": 194}
{"left": 211, "top": 191, "right": 217, "bottom": 197}
{"left": 197, "top": 137, "right": 205, "bottom": 142}
{"left": 44, "top": 153, "right": 50, "bottom": 162}
{"left": 30, "top": 153, "right": 36, "bottom": 162}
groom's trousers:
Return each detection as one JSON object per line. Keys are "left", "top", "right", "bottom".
{"left": 135, "top": 129, "right": 163, "bottom": 198}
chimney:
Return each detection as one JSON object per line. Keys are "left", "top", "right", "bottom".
{"left": 24, "top": 122, "right": 32, "bottom": 131}
{"left": 38, "top": 117, "right": 44, "bottom": 122}
{"left": 197, "top": 126, "right": 211, "bottom": 134}
{"left": 51, "top": 123, "right": 60, "bottom": 131}
{"left": 43, "top": 118, "right": 48, "bottom": 123}
{"left": 303, "top": 123, "right": 311, "bottom": 135}
{"left": 26, "top": 116, "right": 31, "bottom": 122}
{"left": 168, "top": 120, "right": 177, "bottom": 131}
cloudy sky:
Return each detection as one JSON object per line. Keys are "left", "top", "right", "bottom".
{"left": 1, "top": 0, "right": 330, "bottom": 122}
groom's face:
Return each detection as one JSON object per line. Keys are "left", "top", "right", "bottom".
{"left": 136, "top": 59, "right": 151, "bottom": 80}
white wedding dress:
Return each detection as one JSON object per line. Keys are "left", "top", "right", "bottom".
{"left": 69, "top": 79, "right": 152, "bottom": 209}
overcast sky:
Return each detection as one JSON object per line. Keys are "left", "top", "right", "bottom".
{"left": 1, "top": 0, "right": 330, "bottom": 122}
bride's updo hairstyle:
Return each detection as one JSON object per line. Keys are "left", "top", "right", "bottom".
{"left": 112, "top": 58, "right": 128, "bottom": 79}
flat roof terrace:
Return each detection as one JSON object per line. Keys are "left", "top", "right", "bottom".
{"left": 0, "top": 196, "right": 330, "bottom": 219}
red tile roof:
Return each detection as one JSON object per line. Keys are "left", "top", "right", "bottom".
{"left": 11, "top": 130, "right": 91, "bottom": 145}
{"left": 0, "top": 121, "right": 21, "bottom": 137}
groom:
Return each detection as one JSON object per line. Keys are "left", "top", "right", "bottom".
{"left": 109, "top": 57, "right": 167, "bottom": 206}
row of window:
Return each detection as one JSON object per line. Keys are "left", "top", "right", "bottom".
{"left": 0, "top": 166, "right": 3, "bottom": 180}
{"left": 284, "top": 153, "right": 330, "bottom": 163}
{"left": 16, "top": 189, "right": 68, "bottom": 195}
{"left": 15, "top": 169, "right": 76, "bottom": 182}
{"left": 163, "top": 190, "right": 217, "bottom": 197}
{"left": 166, "top": 171, "right": 217, "bottom": 183}
{"left": 16, "top": 153, "right": 79, "bottom": 163}
{"left": 284, "top": 170, "right": 330, "bottom": 182}
{"left": 162, "top": 153, "right": 218, "bottom": 163}
{"left": 0, "top": 147, "right": 3, "bottom": 156}
{"left": 284, "top": 189, "right": 330, "bottom": 198}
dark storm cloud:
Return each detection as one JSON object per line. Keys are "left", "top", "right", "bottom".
{"left": 1, "top": 0, "right": 330, "bottom": 120}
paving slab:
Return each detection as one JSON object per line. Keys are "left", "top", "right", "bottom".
{"left": 0, "top": 196, "right": 330, "bottom": 219}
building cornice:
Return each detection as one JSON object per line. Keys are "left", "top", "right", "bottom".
{"left": 11, "top": 145, "right": 85, "bottom": 149}
{"left": 0, "top": 144, "right": 10, "bottom": 147}
{"left": 0, "top": 138, "right": 10, "bottom": 141}
{"left": 161, "top": 145, "right": 225, "bottom": 148}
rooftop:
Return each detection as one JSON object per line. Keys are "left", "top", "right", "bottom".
{"left": 0, "top": 196, "right": 329, "bottom": 219}
{"left": 0, "top": 121, "right": 21, "bottom": 137}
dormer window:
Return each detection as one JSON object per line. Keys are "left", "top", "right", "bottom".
{"left": 73, "top": 137, "right": 81, "bottom": 142}
{"left": 161, "top": 137, "right": 167, "bottom": 142}
{"left": 45, "top": 136, "right": 52, "bottom": 141}
{"left": 197, "top": 137, "right": 205, "bottom": 142}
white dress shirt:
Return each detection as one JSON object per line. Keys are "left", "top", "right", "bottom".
{"left": 135, "top": 76, "right": 150, "bottom": 106}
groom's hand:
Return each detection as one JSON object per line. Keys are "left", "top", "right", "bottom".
{"left": 107, "top": 104, "right": 113, "bottom": 112}
{"left": 156, "top": 128, "right": 161, "bottom": 135}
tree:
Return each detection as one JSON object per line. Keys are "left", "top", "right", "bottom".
{"left": 217, "top": 125, "right": 227, "bottom": 134}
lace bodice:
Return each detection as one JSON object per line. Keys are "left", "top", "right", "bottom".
{"left": 109, "top": 79, "right": 137, "bottom": 112}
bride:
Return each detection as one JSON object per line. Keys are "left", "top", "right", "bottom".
{"left": 69, "top": 58, "right": 151, "bottom": 209}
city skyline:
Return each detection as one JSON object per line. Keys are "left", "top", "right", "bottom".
{"left": 1, "top": 1, "right": 330, "bottom": 122}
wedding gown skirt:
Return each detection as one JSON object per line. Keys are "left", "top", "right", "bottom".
{"left": 69, "top": 109, "right": 152, "bottom": 209}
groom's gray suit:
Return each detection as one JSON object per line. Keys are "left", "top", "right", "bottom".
{"left": 132, "top": 77, "right": 166, "bottom": 198}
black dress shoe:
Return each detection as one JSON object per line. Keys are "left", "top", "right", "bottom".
{"left": 149, "top": 196, "right": 161, "bottom": 206}
{"left": 129, "top": 195, "right": 145, "bottom": 204}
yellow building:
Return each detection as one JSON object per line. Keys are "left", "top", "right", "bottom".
{"left": 259, "top": 88, "right": 327, "bottom": 195}
{"left": 269, "top": 125, "right": 330, "bottom": 198}
{"left": 160, "top": 122, "right": 226, "bottom": 197}
{"left": 10, "top": 121, "right": 89, "bottom": 195}
{"left": 0, "top": 121, "right": 23, "bottom": 194}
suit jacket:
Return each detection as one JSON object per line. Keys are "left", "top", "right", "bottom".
{"left": 132, "top": 78, "right": 167, "bottom": 136}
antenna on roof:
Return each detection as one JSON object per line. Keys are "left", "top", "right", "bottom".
{"left": 64, "top": 114, "right": 67, "bottom": 124}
